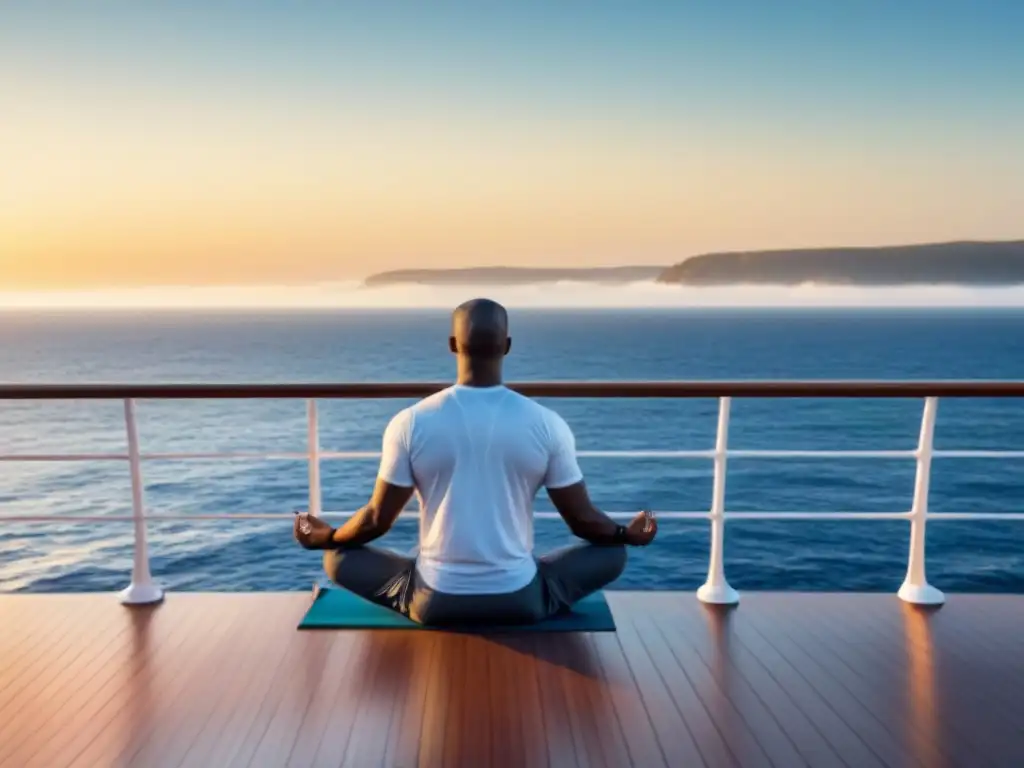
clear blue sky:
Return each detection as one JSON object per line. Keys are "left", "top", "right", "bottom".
{"left": 6, "top": 3, "right": 1022, "bottom": 122}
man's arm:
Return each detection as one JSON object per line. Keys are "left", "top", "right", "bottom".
{"left": 329, "top": 477, "right": 415, "bottom": 547}
{"left": 330, "top": 408, "right": 416, "bottom": 547}
{"left": 547, "top": 481, "right": 627, "bottom": 545}
{"left": 544, "top": 412, "right": 657, "bottom": 546}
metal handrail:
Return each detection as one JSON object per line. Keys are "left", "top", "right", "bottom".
{"left": 2, "top": 379, "right": 1024, "bottom": 399}
{"left": 4, "top": 449, "right": 1024, "bottom": 462}
{"left": 3, "top": 380, "right": 1023, "bottom": 608}
{"left": 4, "top": 511, "right": 1024, "bottom": 523}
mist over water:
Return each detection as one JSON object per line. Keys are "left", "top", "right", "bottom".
{"left": 3, "top": 280, "right": 1024, "bottom": 310}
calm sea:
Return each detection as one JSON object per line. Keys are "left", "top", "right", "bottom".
{"left": 1, "top": 308, "right": 1023, "bottom": 594}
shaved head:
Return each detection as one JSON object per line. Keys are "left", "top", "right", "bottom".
{"left": 450, "top": 298, "right": 511, "bottom": 359}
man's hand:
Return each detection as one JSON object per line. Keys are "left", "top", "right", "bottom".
{"left": 547, "top": 481, "right": 659, "bottom": 547}
{"left": 293, "top": 512, "right": 336, "bottom": 550}
{"left": 625, "top": 509, "right": 657, "bottom": 546}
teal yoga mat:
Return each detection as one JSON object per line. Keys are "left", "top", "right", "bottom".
{"left": 298, "top": 588, "right": 616, "bottom": 632}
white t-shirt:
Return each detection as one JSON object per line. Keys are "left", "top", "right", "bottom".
{"left": 377, "top": 384, "right": 584, "bottom": 595}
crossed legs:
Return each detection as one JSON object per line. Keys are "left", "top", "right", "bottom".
{"left": 322, "top": 545, "right": 417, "bottom": 615}
{"left": 536, "top": 542, "right": 627, "bottom": 615}
{"left": 322, "top": 542, "right": 627, "bottom": 625}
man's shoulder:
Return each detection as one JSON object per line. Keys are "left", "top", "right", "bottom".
{"left": 494, "top": 389, "right": 562, "bottom": 421}
{"left": 398, "top": 387, "right": 456, "bottom": 430}
{"left": 408, "top": 386, "right": 458, "bottom": 413}
{"left": 410, "top": 385, "right": 538, "bottom": 411}
{"left": 509, "top": 394, "right": 572, "bottom": 438}
{"left": 404, "top": 386, "right": 568, "bottom": 431}
{"left": 383, "top": 405, "right": 415, "bottom": 438}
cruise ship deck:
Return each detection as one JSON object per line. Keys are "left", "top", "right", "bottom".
{"left": 3, "top": 380, "right": 1023, "bottom": 766}
{"left": 1, "top": 591, "right": 1023, "bottom": 767}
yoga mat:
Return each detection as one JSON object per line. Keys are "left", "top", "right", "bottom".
{"left": 298, "top": 588, "right": 616, "bottom": 632}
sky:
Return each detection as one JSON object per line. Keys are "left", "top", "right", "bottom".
{"left": 1, "top": 2, "right": 1023, "bottom": 292}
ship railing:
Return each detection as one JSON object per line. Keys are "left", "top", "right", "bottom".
{"left": 1, "top": 381, "right": 1023, "bottom": 608}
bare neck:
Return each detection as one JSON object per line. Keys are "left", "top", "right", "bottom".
{"left": 455, "top": 358, "right": 504, "bottom": 388}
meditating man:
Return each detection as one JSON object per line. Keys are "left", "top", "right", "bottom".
{"left": 293, "top": 298, "right": 657, "bottom": 625}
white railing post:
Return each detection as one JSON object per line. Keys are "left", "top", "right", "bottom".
{"left": 307, "top": 399, "right": 322, "bottom": 517}
{"left": 898, "top": 396, "right": 945, "bottom": 605}
{"left": 118, "top": 398, "right": 163, "bottom": 605}
{"left": 697, "top": 396, "right": 740, "bottom": 605}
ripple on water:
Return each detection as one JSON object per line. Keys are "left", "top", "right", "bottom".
{"left": 2, "top": 309, "right": 1024, "bottom": 593}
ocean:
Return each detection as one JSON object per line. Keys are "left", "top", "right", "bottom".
{"left": 1, "top": 307, "right": 1023, "bottom": 594}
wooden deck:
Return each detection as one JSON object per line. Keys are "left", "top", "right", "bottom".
{"left": 0, "top": 592, "right": 1021, "bottom": 768}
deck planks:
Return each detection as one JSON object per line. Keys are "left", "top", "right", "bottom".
{"left": 1, "top": 591, "right": 1022, "bottom": 767}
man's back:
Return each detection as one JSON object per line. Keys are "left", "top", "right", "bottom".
{"left": 379, "top": 384, "right": 583, "bottom": 594}
{"left": 295, "top": 299, "right": 654, "bottom": 624}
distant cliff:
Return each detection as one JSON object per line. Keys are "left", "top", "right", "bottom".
{"left": 364, "top": 266, "right": 663, "bottom": 287}
{"left": 657, "top": 241, "right": 1024, "bottom": 286}
{"left": 364, "top": 241, "right": 1024, "bottom": 288}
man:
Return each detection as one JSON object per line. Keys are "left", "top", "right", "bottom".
{"left": 294, "top": 298, "right": 657, "bottom": 626}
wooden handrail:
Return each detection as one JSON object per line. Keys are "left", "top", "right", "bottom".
{"left": 1, "top": 380, "right": 1023, "bottom": 399}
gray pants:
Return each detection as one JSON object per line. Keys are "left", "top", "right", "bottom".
{"left": 322, "top": 542, "right": 627, "bottom": 626}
